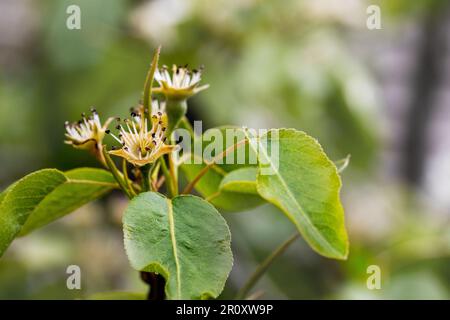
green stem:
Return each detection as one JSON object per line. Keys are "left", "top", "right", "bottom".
{"left": 178, "top": 116, "right": 194, "bottom": 134}
{"left": 122, "top": 159, "right": 137, "bottom": 197}
{"left": 235, "top": 233, "right": 300, "bottom": 300}
{"left": 102, "top": 146, "right": 132, "bottom": 199}
{"left": 166, "top": 99, "right": 187, "bottom": 136}
{"left": 168, "top": 154, "right": 178, "bottom": 195}
{"left": 141, "top": 163, "right": 153, "bottom": 192}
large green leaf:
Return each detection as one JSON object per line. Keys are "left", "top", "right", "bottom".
{"left": 181, "top": 127, "right": 264, "bottom": 212}
{"left": 249, "top": 129, "right": 349, "bottom": 260}
{"left": 0, "top": 168, "right": 117, "bottom": 257}
{"left": 123, "top": 192, "right": 233, "bottom": 300}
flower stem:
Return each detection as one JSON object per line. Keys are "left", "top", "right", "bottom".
{"left": 166, "top": 99, "right": 187, "bottom": 136}
{"left": 140, "top": 164, "right": 152, "bottom": 192}
{"left": 160, "top": 156, "right": 175, "bottom": 197}
{"left": 122, "top": 159, "right": 137, "bottom": 197}
{"left": 91, "top": 143, "right": 108, "bottom": 169}
{"left": 235, "top": 233, "right": 299, "bottom": 300}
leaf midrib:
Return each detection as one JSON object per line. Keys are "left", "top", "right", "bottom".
{"left": 166, "top": 199, "right": 182, "bottom": 299}
{"left": 67, "top": 178, "right": 118, "bottom": 188}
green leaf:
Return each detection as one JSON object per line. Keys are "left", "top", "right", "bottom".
{"left": 182, "top": 163, "right": 265, "bottom": 212}
{"left": 123, "top": 192, "right": 233, "bottom": 300}
{"left": 181, "top": 127, "right": 264, "bottom": 212}
{"left": 249, "top": 129, "right": 349, "bottom": 260}
{"left": 0, "top": 168, "right": 117, "bottom": 257}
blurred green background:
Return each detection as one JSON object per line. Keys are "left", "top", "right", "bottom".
{"left": 0, "top": 0, "right": 449, "bottom": 299}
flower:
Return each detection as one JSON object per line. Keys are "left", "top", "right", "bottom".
{"left": 65, "top": 108, "right": 113, "bottom": 151}
{"left": 107, "top": 102, "right": 176, "bottom": 166}
{"left": 153, "top": 64, "right": 209, "bottom": 100}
